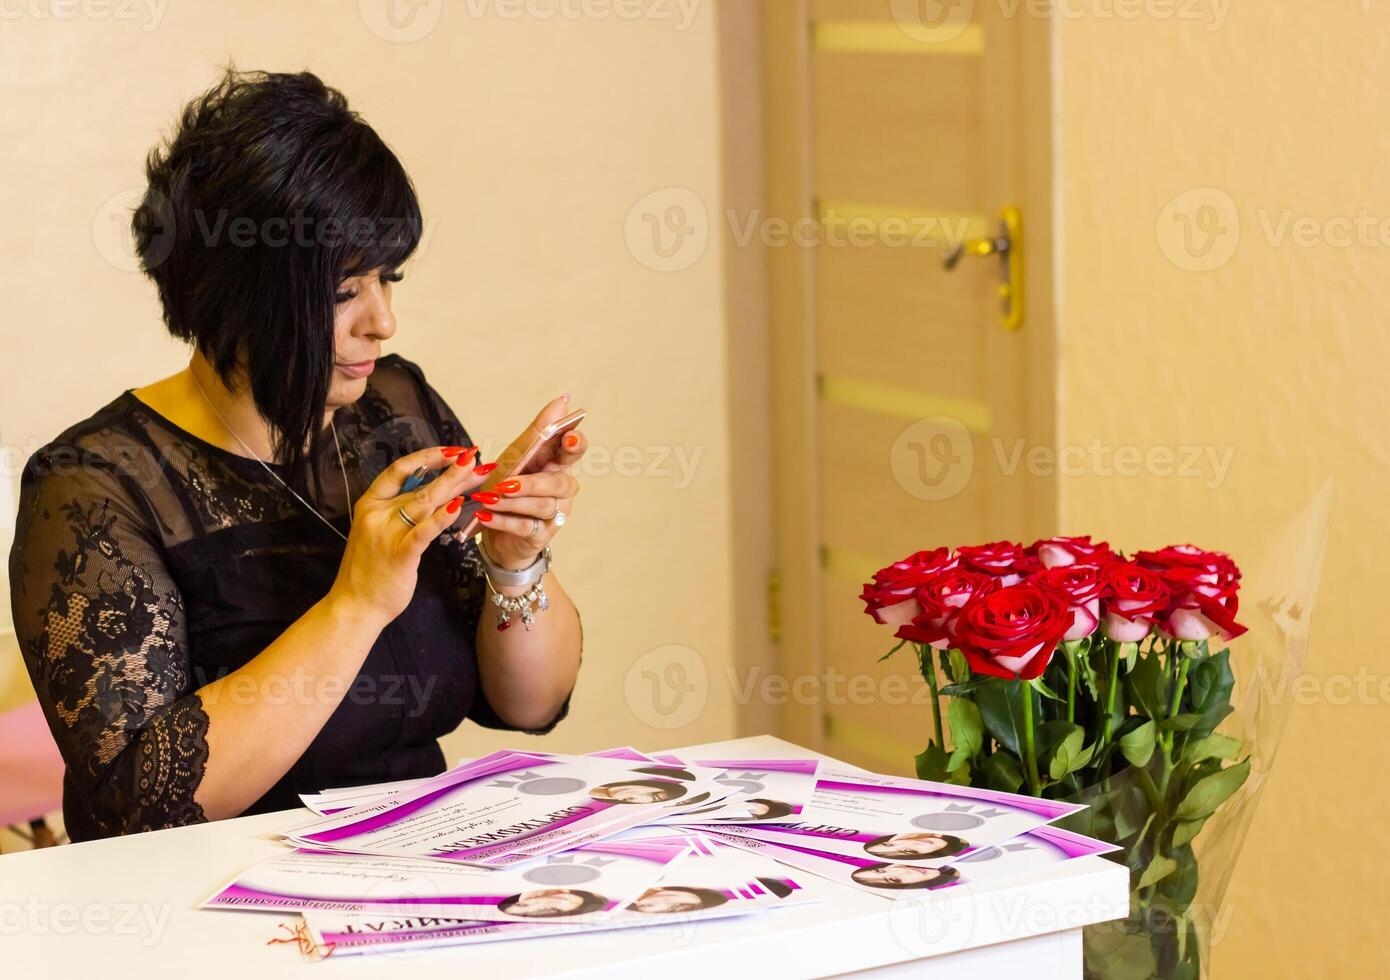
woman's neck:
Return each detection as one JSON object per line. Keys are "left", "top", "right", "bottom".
{"left": 133, "top": 352, "right": 335, "bottom": 463}
{"left": 186, "top": 354, "right": 278, "bottom": 460}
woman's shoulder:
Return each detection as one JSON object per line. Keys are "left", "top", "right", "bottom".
{"left": 23, "top": 392, "right": 146, "bottom": 477}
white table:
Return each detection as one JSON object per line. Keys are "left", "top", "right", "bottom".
{"left": 0, "top": 735, "right": 1128, "bottom": 978}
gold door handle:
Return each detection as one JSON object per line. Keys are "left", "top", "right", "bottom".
{"left": 941, "top": 205, "right": 1024, "bottom": 332}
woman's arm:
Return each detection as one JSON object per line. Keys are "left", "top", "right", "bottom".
{"left": 10, "top": 443, "right": 484, "bottom": 832}
{"left": 473, "top": 567, "right": 582, "bottom": 731}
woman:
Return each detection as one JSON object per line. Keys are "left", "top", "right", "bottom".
{"left": 6, "top": 69, "right": 584, "bottom": 841}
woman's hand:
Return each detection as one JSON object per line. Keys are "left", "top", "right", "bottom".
{"left": 329, "top": 446, "right": 489, "bottom": 626}
{"left": 480, "top": 396, "right": 588, "bottom": 570}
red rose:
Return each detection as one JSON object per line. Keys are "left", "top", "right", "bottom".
{"left": 1101, "top": 561, "right": 1171, "bottom": 643}
{"left": 1035, "top": 564, "right": 1106, "bottom": 641}
{"left": 957, "top": 541, "right": 1029, "bottom": 585}
{"left": 1136, "top": 545, "right": 1246, "bottom": 641}
{"left": 953, "top": 584, "right": 1072, "bottom": 680}
{"left": 894, "top": 570, "right": 997, "bottom": 646}
{"left": 860, "top": 548, "right": 959, "bottom": 629}
{"left": 1030, "top": 535, "right": 1114, "bottom": 570}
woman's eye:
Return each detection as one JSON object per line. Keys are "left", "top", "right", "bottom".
{"left": 381, "top": 270, "right": 404, "bottom": 285}
{"left": 334, "top": 291, "right": 356, "bottom": 304}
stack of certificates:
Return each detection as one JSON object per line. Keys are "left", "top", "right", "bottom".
{"left": 201, "top": 747, "right": 1119, "bottom": 957}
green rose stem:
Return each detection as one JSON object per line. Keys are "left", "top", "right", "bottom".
{"left": 1101, "top": 639, "right": 1122, "bottom": 748}
{"left": 918, "top": 644, "right": 945, "bottom": 746}
{"left": 1021, "top": 679, "right": 1041, "bottom": 796}
{"left": 1065, "top": 644, "right": 1078, "bottom": 723}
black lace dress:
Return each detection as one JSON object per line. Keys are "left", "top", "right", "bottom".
{"left": 7, "top": 354, "right": 571, "bottom": 842}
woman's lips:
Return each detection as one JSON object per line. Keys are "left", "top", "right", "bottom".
{"left": 337, "top": 359, "right": 376, "bottom": 379}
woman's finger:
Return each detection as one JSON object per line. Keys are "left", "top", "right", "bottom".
{"left": 406, "top": 453, "right": 490, "bottom": 515}
{"left": 491, "top": 471, "right": 580, "bottom": 501}
{"left": 476, "top": 509, "right": 556, "bottom": 544}
{"left": 364, "top": 445, "right": 473, "bottom": 501}
{"left": 406, "top": 494, "right": 470, "bottom": 555}
{"left": 480, "top": 495, "right": 572, "bottom": 520}
{"left": 552, "top": 428, "right": 587, "bottom": 469}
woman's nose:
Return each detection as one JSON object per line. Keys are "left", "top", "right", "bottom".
{"left": 360, "top": 282, "right": 397, "bottom": 341}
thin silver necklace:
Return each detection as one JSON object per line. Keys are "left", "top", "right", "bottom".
{"left": 189, "top": 371, "right": 353, "bottom": 542}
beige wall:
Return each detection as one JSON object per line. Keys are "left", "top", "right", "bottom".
{"left": 1055, "top": 4, "right": 1388, "bottom": 975}
{"left": 0, "top": 2, "right": 742, "bottom": 753}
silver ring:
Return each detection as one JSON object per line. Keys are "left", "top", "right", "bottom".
{"left": 397, "top": 506, "right": 418, "bottom": 529}
{"left": 543, "top": 499, "right": 560, "bottom": 520}
{"left": 553, "top": 509, "right": 568, "bottom": 527}
{"left": 529, "top": 517, "right": 542, "bottom": 538}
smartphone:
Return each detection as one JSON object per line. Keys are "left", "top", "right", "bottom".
{"left": 451, "top": 408, "right": 587, "bottom": 539}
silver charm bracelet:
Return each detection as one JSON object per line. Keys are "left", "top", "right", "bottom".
{"left": 478, "top": 537, "right": 552, "bottom": 632}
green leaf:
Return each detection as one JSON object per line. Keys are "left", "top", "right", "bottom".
{"left": 1032, "top": 675, "right": 1065, "bottom": 702}
{"left": 946, "top": 699, "right": 984, "bottom": 772}
{"left": 947, "top": 649, "right": 969, "bottom": 684}
{"left": 1171, "top": 818, "right": 1206, "bottom": 849}
{"left": 1159, "top": 713, "right": 1203, "bottom": 731}
{"left": 976, "top": 681, "right": 1027, "bottom": 757}
{"left": 1119, "top": 720, "right": 1156, "bottom": 768}
{"left": 1076, "top": 643, "right": 1101, "bottom": 701}
{"left": 1048, "top": 725, "right": 1086, "bottom": 781}
{"left": 914, "top": 741, "right": 950, "bottom": 782}
{"left": 1138, "top": 854, "right": 1178, "bottom": 889}
{"left": 1126, "top": 651, "right": 1168, "bottom": 719}
{"left": 1084, "top": 927, "right": 1157, "bottom": 980}
{"left": 1175, "top": 759, "right": 1251, "bottom": 821}
{"left": 877, "top": 638, "right": 908, "bottom": 663}
{"left": 1189, "top": 650, "right": 1235, "bottom": 724}
{"left": 1186, "top": 733, "right": 1241, "bottom": 764}
{"left": 979, "top": 753, "right": 1023, "bottom": 793}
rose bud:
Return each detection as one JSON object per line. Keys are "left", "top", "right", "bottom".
{"left": 860, "top": 547, "right": 958, "bottom": 628}
{"left": 1101, "top": 561, "right": 1171, "bottom": 643}
{"left": 1030, "top": 535, "right": 1114, "bottom": 570}
{"left": 894, "top": 569, "right": 998, "bottom": 646}
{"left": 1035, "top": 563, "right": 1106, "bottom": 641}
{"left": 953, "top": 583, "right": 1072, "bottom": 680}
{"left": 956, "top": 541, "right": 1030, "bottom": 586}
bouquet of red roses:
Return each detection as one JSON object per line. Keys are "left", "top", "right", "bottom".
{"left": 863, "top": 537, "right": 1251, "bottom": 980}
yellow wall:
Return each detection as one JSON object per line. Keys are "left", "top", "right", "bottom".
{"left": 0, "top": 3, "right": 739, "bottom": 752}
{"left": 1055, "top": 5, "right": 1389, "bottom": 975}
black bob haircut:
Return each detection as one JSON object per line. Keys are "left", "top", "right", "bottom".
{"left": 132, "top": 67, "right": 422, "bottom": 477}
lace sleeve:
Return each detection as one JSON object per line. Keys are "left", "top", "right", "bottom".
{"left": 7, "top": 446, "right": 210, "bottom": 838}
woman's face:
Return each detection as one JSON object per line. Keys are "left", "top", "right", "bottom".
{"left": 505, "top": 889, "right": 586, "bottom": 917}
{"left": 854, "top": 864, "right": 943, "bottom": 888}
{"left": 629, "top": 888, "right": 704, "bottom": 914}
{"left": 598, "top": 785, "right": 668, "bottom": 804}
{"left": 327, "top": 267, "right": 400, "bottom": 409}
{"left": 867, "top": 833, "right": 949, "bottom": 859}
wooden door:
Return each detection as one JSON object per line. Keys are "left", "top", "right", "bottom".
{"left": 763, "top": 0, "right": 1057, "bottom": 773}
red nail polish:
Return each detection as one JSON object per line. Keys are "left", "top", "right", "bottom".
{"left": 563, "top": 434, "right": 579, "bottom": 449}
{"left": 446, "top": 497, "right": 463, "bottom": 514}
{"left": 442, "top": 446, "right": 466, "bottom": 458}
{"left": 496, "top": 479, "right": 522, "bottom": 495}
{"left": 476, "top": 509, "right": 494, "bottom": 523}
{"left": 472, "top": 491, "right": 501, "bottom": 505}
{"left": 455, "top": 447, "right": 479, "bottom": 466}
{"left": 473, "top": 462, "right": 499, "bottom": 476}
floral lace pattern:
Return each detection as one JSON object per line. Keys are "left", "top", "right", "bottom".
{"left": 7, "top": 355, "right": 562, "bottom": 841}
